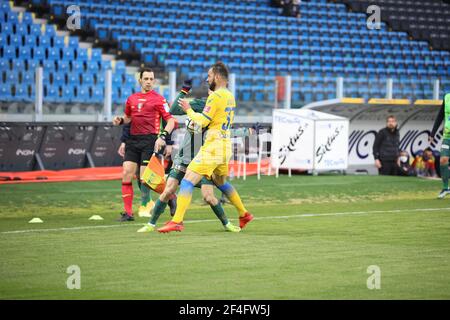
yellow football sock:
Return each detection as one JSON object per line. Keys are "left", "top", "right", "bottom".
{"left": 172, "top": 180, "right": 194, "bottom": 223}
{"left": 219, "top": 182, "right": 247, "bottom": 217}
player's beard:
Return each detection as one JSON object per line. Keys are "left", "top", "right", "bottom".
{"left": 209, "top": 79, "right": 216, "bottom": 91}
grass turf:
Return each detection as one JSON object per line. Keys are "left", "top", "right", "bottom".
{"left": 1, "top": 175, "right": 450, "bottom": 299}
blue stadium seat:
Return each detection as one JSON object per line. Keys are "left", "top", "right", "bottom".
{"left": 26, "top": 59, "right": 39, "bottom": 71}
{"left": 67, "top": 72, "right": 81, "bottom": 85}
{"left": 0, "top": 58, "right": 9, "bottom": 71}
{"left": 44, "top": 25, "right": 56, "bottom": 36}
{"left": 32, "top": 46, "right": 45, "bottom": 60}
{"left": 10, "top": 34, "right": 22, "bottom": 47}
{"left": 63, "top": 47, "right": 75, "bottom": 60}
{"left": 53, "top": 35, "right": 65, "bottom": 48}
{"left": 87, "top": 61, "right": 99, "bottom": 73}
{"left": 0, "top": 83, "right": 12, "bottom": 99}
{"left": 22, "top": 12, "right": 33, "bottom": 25}
{"left": 44, "top": 84, "right": 59, "bottom": 101}
{"left": 19, "top": 45, "right": 32, "bottom": 59}
{"left": 47, "top": 47, "right": 61, "bottom": 60}
{"left": 12, "top": 59, "right": 25, "bottom": 71}
{"left": 15, "top": 23, "right": 28, "bottom": 36}
{"left": 95, "top": 72, "right": 105, "bottom": 84}
{"left": 2, "top": 45, "right": 16, "bottom": 59}
{"left": 91, "top": 48, "right": 102, "bottom": 61}
{"left": 82, "top": 73, "right": 95, "bottom": 85}
{"left": 0, "top": 22, "right": 13, "bottom": 34}
{"left": 76, "top": 85, "right": 90, "bottom": 102}
{"left": 52, "top": 72, "right": 66, "bottom": 85}
{"left": 100, "top": 60, "right": 111, "bottom": 70}
{"left": 77, "top": 48, "right": 88, "bottom": 61}
{"left": 39, "top": 34, "right": 51, "bottom": 47}
{"left": 62, "top": 85, "right": 75, "bottom": 102}
{"left": 24, "top": 34, "right": 37, "bottom": 47}
{"left": 71, "top": 60, "right": 84, "bottom": 73}
{"left": 6, "top": 70, "right": 19, "bottom": 84}
{"left": 14, "top": 83, "right": 30, "bottom": 101}
{"left": 6, "top": 11, "right": 18, "bottom": 24}
{"left": 57, "top": 60, "right": 70, "bottom": 72}
{"left": 68, "top": 36, "right": 78, "bottom": 48}
{"left": 21, "top": 71, "right": 34, "bottom": 84}
{"left": 29, "top": 24, "right": 41, "bottom": 36}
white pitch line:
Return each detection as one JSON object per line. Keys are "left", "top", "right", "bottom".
{"left": 1, "top": 207, "right": 450, "bottom": 235}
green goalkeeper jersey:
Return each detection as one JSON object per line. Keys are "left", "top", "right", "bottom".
{"left": 170, "top": 91, "right": 250, "bottom": 167}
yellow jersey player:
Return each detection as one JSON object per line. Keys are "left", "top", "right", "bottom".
{"left": 158, "top": 61, "right": 254, "bottom": 233}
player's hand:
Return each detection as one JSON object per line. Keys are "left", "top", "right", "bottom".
{"left": 375, "top": 159, "right": 382, "bottom": 169}
{"left": 248, "top": 128, "right": 255, "bottom": 135}
{"left": 179, "top": 98, "right": 191, "bottom": 113}
{"left": 154, "top": 137, "right": 166, "bottom": 153}
{"left": 112, "top": 116, "right": 122, "bottom": 126}
{"left": 118, "top": 142, "right": 125, "bottom": 158}
{"left": 183, "top": 79, "right": 193, "bottom": 89}
{"left": 164, "top": 145, "right": 173, "bottom": 158}
{"left": 428, "top": 135, "right": 433, "bottom": 144}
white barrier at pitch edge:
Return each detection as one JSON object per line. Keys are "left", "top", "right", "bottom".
{"left": 303, "top": 99, "right": 443, "bottom": 173}
{"left": 271, "top": 109, "right": 349, "bottom": 172}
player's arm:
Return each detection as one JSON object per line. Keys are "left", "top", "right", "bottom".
{"left": 121, "top": 123, "right": 131, "bottom": 142}
{"left": 170, "top": 79, "right": 205, "bottom": 115}
{"left": 113, "top": 98, "right": 132, "bottom": 125}
{"left": 430, "top": 100, "right": 444, "bottom": 141}
{"left": 179, "top": 94, "right": 217, "bottom": 128}
{"left": 112, "top": 114, "right": 131, "bottom": 125}
{"left": 154, "top": 100, "right": 178, "bottom": 152}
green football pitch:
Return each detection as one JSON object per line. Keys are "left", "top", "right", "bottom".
{"left": 1, "top": 175, "right": 450, "bottom": 299}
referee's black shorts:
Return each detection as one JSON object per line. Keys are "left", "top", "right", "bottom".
{"left": 124, "top": 134, "right": 158, "bottom": 166}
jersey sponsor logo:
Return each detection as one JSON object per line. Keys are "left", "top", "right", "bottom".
{"left": 163, "top": 101, "right": 170, "bottom": 112}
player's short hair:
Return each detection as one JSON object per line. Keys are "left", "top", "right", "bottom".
{"left": 386, "top": 115, "right": 396, "bottom": 121}
{"left": 139, "top": 67, "right": 154, "bottom": 79}
{"left": 211, "top": 61, "right": 229, "bottom": 81}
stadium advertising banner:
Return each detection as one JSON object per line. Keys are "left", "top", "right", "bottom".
{"left": 0, "top": 124, "right": 45, "bottom": 171}
{"left": 314, "top": 119, "right": 349, "bottom": 170}
{"left": 271, "top": 109, "right": 314, "bottom": 170}
{"left": 305, "top": 101, "right": 442, "bottom": 171}
{"left": 271, "top": 109, "right": 349, "bottom": 171}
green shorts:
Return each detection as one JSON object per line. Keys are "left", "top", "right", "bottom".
{"left": 441, "top": 138, "right": 450, "bottom": 157}
{"left": 168, "top": 166, "right": 213, "bottom": 187}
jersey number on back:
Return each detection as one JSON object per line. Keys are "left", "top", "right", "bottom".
{"left": 222, "top": 107, "right": 234, "bottom": 131}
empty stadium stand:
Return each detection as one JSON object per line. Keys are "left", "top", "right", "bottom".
{"left": 0, "top": 1, "right": 138, "bottom": 112}
{"left": 339, "top": 0, "right": 450, "bottom": 51}
{"left": 1, "top": 0, "right": 450, "bottom": 114}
